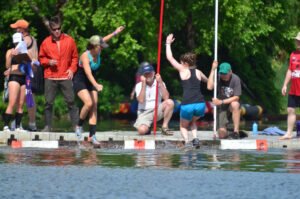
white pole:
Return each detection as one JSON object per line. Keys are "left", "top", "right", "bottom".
{"left": 213, "top": 0, "right": 218, "bottom": 139}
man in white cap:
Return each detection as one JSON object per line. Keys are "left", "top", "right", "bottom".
{"left": 279, "top": 32, "right": 300, "bottom": 140}
{"left": 133, "top": 64, "right": 174, "bottom": 135}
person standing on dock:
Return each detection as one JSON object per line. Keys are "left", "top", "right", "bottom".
{"left": 279, "top": 32, "right": 300, "bottom": 140}
{"left": 73, "top": 26, "right": 124, "bottom": 144}
{"left": 207, "top": 62, "right": 242, "bottom": 139}
{"left": 133, "top": 64, "right": 174, "bottom": 135}
{"left": 166, "top": 33, "right": 208, "bottom": 146}
{"left": 39, "top": 16, "right": 79, "bottom": 132}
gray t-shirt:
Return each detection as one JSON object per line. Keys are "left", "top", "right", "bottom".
{"left": 217, "top": 73, "right": 241, "bottom": 100}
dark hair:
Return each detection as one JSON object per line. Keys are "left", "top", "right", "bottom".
{"left": 49, "top": 16, "right": 61, "bottom": 28}
{"left": 87, "top": 42, "right": 97, "bottom": 50}
{"left": 180, "top": 53, "right": 197, "bottom": 68}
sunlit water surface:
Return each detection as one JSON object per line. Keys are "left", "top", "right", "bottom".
{"left": 0, "top": 147, "right": 299, "bottom": 199}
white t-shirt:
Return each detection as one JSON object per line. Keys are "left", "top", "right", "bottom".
{"left": 135, "top": 80, "right": 166, "bottom": 110}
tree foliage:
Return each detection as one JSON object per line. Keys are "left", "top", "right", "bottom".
{"left": 0, "top": 0, "right": 299, "bottom": 116}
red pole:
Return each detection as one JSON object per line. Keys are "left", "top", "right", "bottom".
{"left": 153, "top": 0, "right": 164, "bottom": 135}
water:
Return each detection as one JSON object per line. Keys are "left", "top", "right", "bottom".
{"left": 0, "top": 147, "right": 300, "bottom": 199}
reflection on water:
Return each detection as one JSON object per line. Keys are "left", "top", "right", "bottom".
{"left": 1, "top": 147, "right": 300, "bottom": 173}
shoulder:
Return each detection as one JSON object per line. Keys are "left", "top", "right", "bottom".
{"left": 231, "top": 73, "right": 241, "bottom": 83}
{"left": 41, "top": 36, "right": 52, "bottom": 45}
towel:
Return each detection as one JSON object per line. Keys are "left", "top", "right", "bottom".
{"left": 260, "top": 126, "right": 286, "bottom": 136}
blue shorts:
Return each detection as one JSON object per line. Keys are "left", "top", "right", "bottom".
{"left": 180, "top": 102, "right": 206, "bottom": 121}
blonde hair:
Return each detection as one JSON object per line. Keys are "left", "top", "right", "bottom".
{"left": 180, "top": 53, "right": 197, "bottom": 68}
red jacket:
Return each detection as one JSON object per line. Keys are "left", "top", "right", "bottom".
{"left": 39, "top": 33, "right": 78, "bottom": 79}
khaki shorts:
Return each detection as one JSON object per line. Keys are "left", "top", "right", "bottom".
{"left": 134, "top": 103, "right": 164, "bottom": 129}
{"left": 217, "top": 106, "right": 230, "bottom": 129}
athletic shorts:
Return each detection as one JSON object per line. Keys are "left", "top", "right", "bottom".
{"left": 134, "top": 103, "right": 164, "bottom": 129}
{"left": 180, "top": 102, "right": 206, "bottom": 121}
{"left": 73, "top": 67, "right": 97, "bottom": 94}
{"left": 8, "top": 74, "right": 26, "bottom": 86}
{"left": 288, "top": 95, "right": 300, "bottom": 108}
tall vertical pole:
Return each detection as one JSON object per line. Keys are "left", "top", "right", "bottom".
{"left": 153, "top": 0, "right": 164, "bottom": 135}
{"left": 213, "top": 0, "right": 219, "bottom": 138}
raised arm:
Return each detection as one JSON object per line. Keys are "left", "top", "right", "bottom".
{"left": 207, "top": 60, "right": 218, "bottom": 90}
{"left": 166, "top": 34, "right": 185, "bottom": 72}
{"left": 103, "top": 26, "right": 124, "bottom": 43}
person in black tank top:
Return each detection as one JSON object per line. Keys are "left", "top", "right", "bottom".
{"left": 166, "top": 34, "right": 208, "bottom": 146}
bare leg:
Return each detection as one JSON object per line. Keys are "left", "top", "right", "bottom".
{"left": 5, "top": 81, "right": 21, "bottom": 114}
{"left": 77, "top": 89, "right": 93, "bottom": 121}
{"left": 190, "top": 116, "right": 200, "bottom": 139}
{"left": 180, "top": 118, "right": 190, "bottom": 143}
{"left": 279, "top": 107, "right": 295, "bottom": 140}
{"left": 161, "top": 99, "right": 174, "bottom": 129}
{"left": 88, "top": 91, "right": 98, "bottom": 125}
{"left": 230, "top": 101, "right": 240, "bottom": 132}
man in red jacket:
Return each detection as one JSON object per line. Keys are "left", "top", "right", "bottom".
{"left": 39, "top": 16, "right": 79, "bottom": 132}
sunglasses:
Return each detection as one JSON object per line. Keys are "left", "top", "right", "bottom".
{"left": 51, "top": 26, "right": 61, "bottom": 31}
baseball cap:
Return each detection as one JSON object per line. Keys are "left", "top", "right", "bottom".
{"left": 12, "top": 33, "right": 23, "bottom": 43}
{"left": 89, "top": 35, "right": 109, "bottom": 48}
{"left": 10, "top": 19, "right": 29, "bottom": 29}
{"left": 294, "top": 32, "right": 300, "bottom": 41}
{"left": 142, "top": 65, "right": 154, "bottom": 74}
{"left": 219, "top": 62, "right": 232, "bottom": 74}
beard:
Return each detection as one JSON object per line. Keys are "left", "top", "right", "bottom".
{"left": 146, "top": 76, "right": 154, "bottom": 83}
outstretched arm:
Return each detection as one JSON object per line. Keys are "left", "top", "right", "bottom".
{"left": 207, "top": 60, "right": 218, "bottom": 90}
{"left": 103, "top": 26, "right": 124, "bottom": 43}
{"left": 166, "top": 34, "right": 185, "bottom": 72}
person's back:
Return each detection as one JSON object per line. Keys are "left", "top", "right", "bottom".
{"left": 181, "top": 69, "right": 204, "bottom": 105}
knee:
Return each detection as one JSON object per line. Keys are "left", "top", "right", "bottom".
{"left": 287, "top": 107, "right": 296, "bottom": 115}
{"left": 166, "top": 99, "right": 174, "bottom": 108}
{"left": 230, "top": 101, "right": 240, "bottom": 111}
{"left": 137, "top": 125, "right": 149, "bottom": 135}
{"left": 85, "top": 101, "right": 93, "bottom": 109}
{"left": 218, "top": 128, "right": 228, "bottom": 139}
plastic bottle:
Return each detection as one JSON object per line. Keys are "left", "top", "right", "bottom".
{"left": 252, "top": 122, "right": 258, "bottom": 135}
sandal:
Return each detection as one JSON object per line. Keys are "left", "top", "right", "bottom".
{"left": 161, "top": 127, "right": 173, "bottom": 136}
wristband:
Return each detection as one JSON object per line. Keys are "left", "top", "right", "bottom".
{"left": 165, "top": 43, "right": 171, "bottom": 45}
{"left": 113, "top": 31, "right": 117, "bottom": 36}
{"left": 222, "top": 100, "right": 224, "bottom": 105}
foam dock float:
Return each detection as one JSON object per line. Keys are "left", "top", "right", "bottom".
{"left": 11, "top": 140, "right": 59, "bottom": 149}
{"left": 220, "top": 140, "right": 268, "bottom": 150}
{"left": 124, "top": 140, "right": 155, "bottom": 150}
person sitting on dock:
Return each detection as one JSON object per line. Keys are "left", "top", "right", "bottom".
{"left": 207, "top": 62, "right": 242, "bottom": 139}
{"left": 279, "top": 32, "right": 300, "bottom": 140}
{"left": 133, "top": 64, "right": 174, "bottom": 135}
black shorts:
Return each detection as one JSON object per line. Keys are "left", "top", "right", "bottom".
{"left": 288, "top": 95, "right": 300, "bottom": 107}
{"left": 8, "top": 74, "right": 26, "bottom": 86}
{"left": 73, "top": 67, "right": 97, "bottom": 94}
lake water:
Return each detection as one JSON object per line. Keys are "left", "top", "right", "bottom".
{"left": 0, "top": 146, "right": 299, "bottom": 199}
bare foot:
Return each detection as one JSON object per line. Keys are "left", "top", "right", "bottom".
{"left": 278, "top": 135, "right": 293, "bottom": 140}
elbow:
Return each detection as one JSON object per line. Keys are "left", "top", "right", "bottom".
{"left": 207, "top": 85, "right": 213, "bottom": 90}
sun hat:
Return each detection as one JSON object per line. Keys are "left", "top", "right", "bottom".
{"left": 89, "top": 35, "right": 109, "bottom": 48}
{"left": 219, "top": 62, "right": 232, "bottom": 74}
{"left": 142, "top": 64, "right": 154, "bottom": 74}
{"left": 294, "top": 32, "right": 300, "bottom": 41}
{"left": 10, "top": 19, "right": 29, "bottom": 29}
